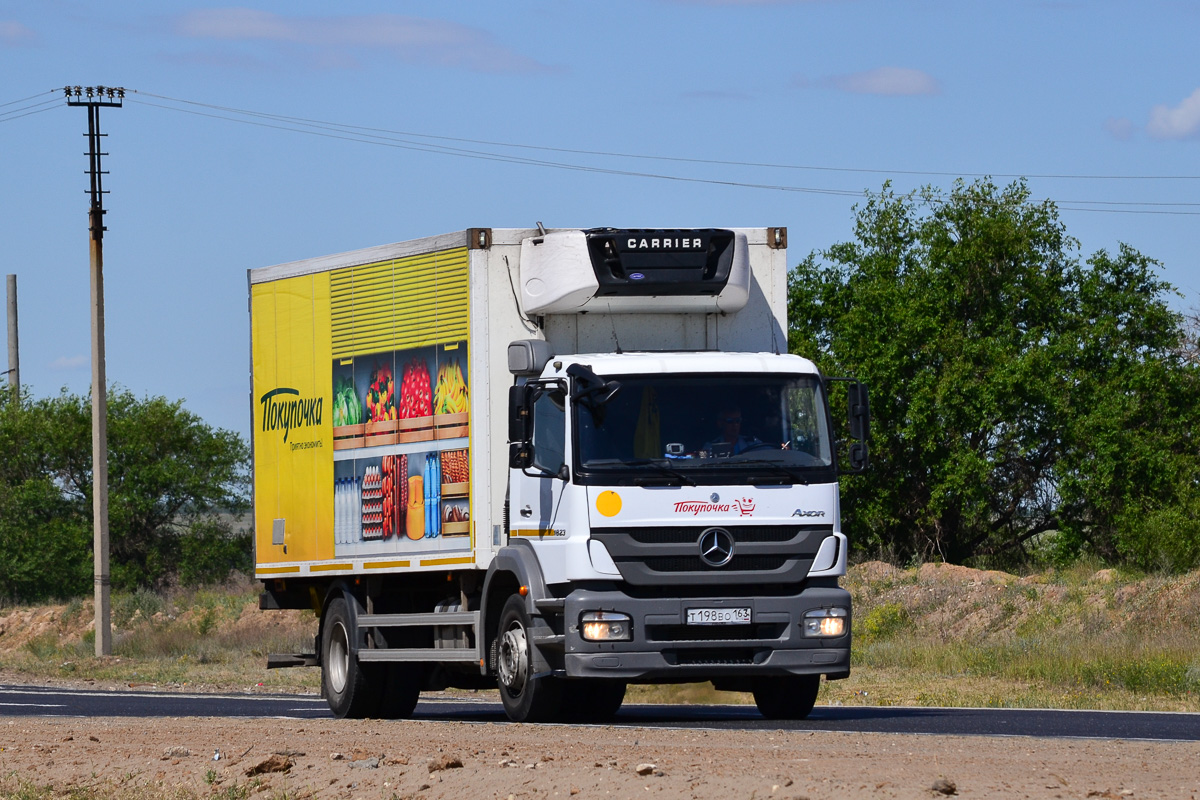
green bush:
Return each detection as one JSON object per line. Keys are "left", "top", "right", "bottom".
{"left": 857, "top": 602, "right": 909, "bottom": 645}
{"left": 1117, "top": 499, "right": 1200, "bottom": 573}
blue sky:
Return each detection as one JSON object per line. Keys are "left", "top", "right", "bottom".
{"left": 2, "top": 1, "right": 1197, "bottom": 438}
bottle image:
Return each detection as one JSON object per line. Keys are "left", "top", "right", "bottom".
{"left": 334, "top": 479, "right": 342, "bottom": 544}
{"left": 341, "top": 477, "right": 350, "bottom": 544}
{"left": 353, "top": 474, "right": 362, "bottom": 543}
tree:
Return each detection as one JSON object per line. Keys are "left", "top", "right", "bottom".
{"left": 0, "top": 387, "right": 251, "bottom": 602}
{"left": 0, "top": 387, "right": 92, "bottom": 602}
{"left": 789, "top": 179, "right": 1200, "bottom": 569}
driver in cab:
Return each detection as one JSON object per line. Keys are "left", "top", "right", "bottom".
{"left": 704, "top": 407, "right": 762, "bottom": 456}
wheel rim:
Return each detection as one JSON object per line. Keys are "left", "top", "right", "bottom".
{"left": 328, "top": 621, "right": 350, "bottom": 695}
{"left": 497, "top": 619, "right": 529, "bottom": 695}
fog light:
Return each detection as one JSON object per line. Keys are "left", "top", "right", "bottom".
{"left": 803, "top": 607, "right": 848, "bottom": 637}
{"left": 581, "top": 610, "right": 632, "bottom": 642}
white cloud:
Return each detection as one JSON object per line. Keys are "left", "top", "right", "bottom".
{"left": 51, "top": 355, "right": 87, "bottom": 370}
{"left": 826, "top": 66, "right": 940, "bottom": 96}
{"left": 174, "top": 9, "right": 552, "bottom": 74}
{"left": 0, "top": 20, "right": 35, "bottom": 46}
{"left": 1103, "top": 116, "right": 1134, "bottom": 141}
{"left": 1147, "top": 88, "right": 1200, "bottom": 140}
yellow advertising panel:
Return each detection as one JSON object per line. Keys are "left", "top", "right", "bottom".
{"left": 252, "top": 272, "right": 334, "bottom": 564}
{"left": 253, "top": 247, "right": 473, "bottom": 574}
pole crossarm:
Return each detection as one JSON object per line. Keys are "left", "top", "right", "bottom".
{"left": 64, "top": 86, "right": 124, "bottom": 240}
{"left": 64, "top": 85, "right": 125, "bottom": 107}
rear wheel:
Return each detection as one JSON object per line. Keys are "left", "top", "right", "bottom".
{"left": 321, "top": 597, "right": 381, "bottom": 718}
{"left": 560, "top": 680, "right": 626, "bottom": 723}
{"left": 752, "top": 675, "right": 820, "bottom": 720}
{"left": 495, "top": 594, "right": 561, "bottom": 722}
{"left": 378, "top": 663, "right": 423, "bottom": 719}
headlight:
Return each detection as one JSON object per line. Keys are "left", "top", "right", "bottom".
{"left": 580, "top": 610, "right": 632, "bottom": 642}
{"left": 803, "top": 607, "right": 848, "bottom": 638}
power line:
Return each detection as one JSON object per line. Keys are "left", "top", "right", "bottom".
{"left": 1058, "top": 205, "right": 1200, "bottom": 217}
{"left": 8, "top": 87, "right": 1195, "bottom": 215}
{"left": 126, "top": 96, "right": 867, "bottom": 198}
{"left": 133, "top": 90, "right": 1200, "bottom": 183}
{"left": 0, "top": 89, "right": 57, "bottom": 109}
{"left": 0, "top": 96, "right": 62, "bottom": 123}
{"left": 128, "top": 94, "right": 1200, "bottom": 216}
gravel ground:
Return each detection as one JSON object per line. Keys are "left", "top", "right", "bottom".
{"left": 2, "top": 714, "right": 1198, "bottom": 799}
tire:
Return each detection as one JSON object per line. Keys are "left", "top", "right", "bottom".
{"left": 752, "top": 675, "right": 821, "bottom": 720}
{"left": 495, "top": 594, "right": 561, "bottom": 722}
{"left": 560, "top": 680, "right": 626, "bottom": 723}
{"left": 321, "top": 597, "right": 382, "bottom": 719}
{"left": 378, "top": 663, "right": 423, "bottom": 719}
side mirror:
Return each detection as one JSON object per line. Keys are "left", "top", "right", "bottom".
{"left": 509, "top": 384, "right": 531, "bottom": 443}
{"left": 508, "top": 384, "right": 532, "bottom": 469}
{"left": 848, "top": 381, "right": 871, "bottom": 443}
{"left": 565, "top": 363, "right": 621, "bottom": 409}
{"left": 826, "top": 377, "right": 871, "bottom": 474}
{"left": 846, "top": 381, "right": 870, "bottom": 472}
{"left": 847, "top": 441, "right": 868, "bottom": 473}
{"left": 509, "top": 441, "right": 532, "bottom": 470}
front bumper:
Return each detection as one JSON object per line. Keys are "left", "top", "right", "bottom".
{"left": 560, "top": 586, "right": 851, "bottom": 681}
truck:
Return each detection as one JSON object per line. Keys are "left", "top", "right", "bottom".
{"left": 251, "top": 226, "right": 870, "bottom": 722}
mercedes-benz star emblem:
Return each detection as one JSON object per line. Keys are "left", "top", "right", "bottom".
{"left": 698, "top": 527, "right": 735, "bottom": 568}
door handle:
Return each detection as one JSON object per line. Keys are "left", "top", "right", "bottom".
{"left": 520, "top": 505, "right": 533, "bottom": 518}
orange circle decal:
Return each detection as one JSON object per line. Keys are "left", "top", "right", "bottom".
{"left": 596, "top": 491, "right": 622, "bottom": 518}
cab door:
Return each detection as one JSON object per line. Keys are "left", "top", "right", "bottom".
{"left": 509, "top": 382, "right": 570, "bottom": 539}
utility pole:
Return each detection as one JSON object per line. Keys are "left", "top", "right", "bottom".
{"left": 5, "top": 274, "right": 16, "bottom": 394}
{"left": 65, "top": 85, "right": 123, "bottom": 657}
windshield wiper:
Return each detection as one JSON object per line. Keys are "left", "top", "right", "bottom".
{"left": 724, "top": 459, "right": 810, "bottom": 486}
{"left": 623, "top": 459, "right": 697, "bottom": 487}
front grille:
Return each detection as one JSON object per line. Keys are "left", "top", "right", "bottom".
{"left": 638, "top": 555, "right": 789, "bottom": 573}
{"left": 591, "top": 524, "right": 833, "bottom": 587}
{"left": 670, "top": 648, "right": 760, "bottom": 666}
{"left": 646, "top": 623, "right": 786, "bottom": 642}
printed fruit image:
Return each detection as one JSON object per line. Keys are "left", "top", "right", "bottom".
{"left": 365, "top": 363, "right": 395, "bottom": 423}
{"left": 434, "top": 359, "right": 469, "bottom": 415}
{"left": 399, "top": 357, "right": 432, "bottom": 419}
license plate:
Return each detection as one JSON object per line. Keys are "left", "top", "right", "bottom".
{"left": 686, "top": 607, "right": 751, "bottom": 625}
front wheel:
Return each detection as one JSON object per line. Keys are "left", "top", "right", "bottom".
{"left": 495, "top": 594, "right": 561, "bottom": 722}
{"left": 560, "top": 680, "right": 626, "bottom": 723}
{"left": 752, "top": 675, "right": 820, "bottom": 720}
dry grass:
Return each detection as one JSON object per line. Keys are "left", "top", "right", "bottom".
{"left": 2, "top": 564, "right": 1199, "bottom": 711}
{"left": 0, "top": 580, "right": 320, "bottom": 694}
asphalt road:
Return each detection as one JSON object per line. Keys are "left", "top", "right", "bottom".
{"left": 2, "top": 683, "right": 1196, "bottom": 741}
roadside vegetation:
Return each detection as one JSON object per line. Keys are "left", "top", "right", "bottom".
{"left": 0, "top": 580, "right": 318, "bottom": 694}
{"left": 3, "top": 561, "right": 1197, "bottom": 713}
{"left": 790, "top": 178, "right": 1200, "bottom": 573}
{"left": 0, "top": 387, "right": 250, "bottom": 604}
{"left": 2, "top": 179, "right": 1198, "bottom": 719}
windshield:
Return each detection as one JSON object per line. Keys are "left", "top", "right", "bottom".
{"left": 575, "top": 373, "right": 833, "bottom": 483}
